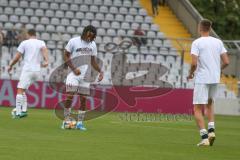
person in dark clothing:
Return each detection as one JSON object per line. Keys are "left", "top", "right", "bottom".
{"left": 6, "top": 27, "right": 18, "bottom": 48}
{"left": 151, "top": 0, "right": 159, "bottom": 16}
{"left": 132, "top": 27, "right": 147, "bottom": 47}
{"left": 0, "top": 27, "right": 4, "bottom": 45}
{"left": 159, "top": 0, "right": 166, "bottom": 6}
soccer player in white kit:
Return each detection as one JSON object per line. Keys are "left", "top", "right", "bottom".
{"left": 8, "top": 29, "right": 49, "bottom": 118}
{"left": 62, "top": 25, "right": 103, "bottom": 130}
{"left": 188, "top": 19, "right": 229, "bottom": 146}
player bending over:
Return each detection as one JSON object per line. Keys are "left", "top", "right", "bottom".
{"left": 62, "top": 25, "right": 103, "bottom": 130}
{"left": 188, "top": 19, "right": 229, "bottom": 146}
{"left": 8, "top": 29, "right": 49, "bottom": 118}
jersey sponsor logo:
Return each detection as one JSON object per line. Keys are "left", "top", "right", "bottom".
{"left": 76, "top": 47, "right": 93, "bottom": 54}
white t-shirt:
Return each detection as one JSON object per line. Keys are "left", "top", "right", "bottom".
{"left": 65, "top": 37, "right": 97, "bottom": 78}
{"left": 17, "top": 38, "right": 46, "bottom": 72}
{"left": 191, "top": 36, "right": 227, "bottom": 84}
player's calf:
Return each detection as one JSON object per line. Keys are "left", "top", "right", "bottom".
{"left": 75, "top": 110, "right": 87, "bottom": 131}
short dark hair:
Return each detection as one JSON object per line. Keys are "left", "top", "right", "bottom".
{"left": 200, "top": 19, "right": 212, "bottom": 32}
{"left": 28, "top": 29, "right": 36, "bottom": 36}
{"left": 81, "top": 25, "right": 97, "bottom": 38}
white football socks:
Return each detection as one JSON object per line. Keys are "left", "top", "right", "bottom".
{"left": 78, "top": 110, "right": 86, "bottom": 123}
{"left": 208, "top": 122, "right": 215, "bottom": 130}
{"left": 16, "top": 94, "right": 24, "bottom": 115}
{"left": 200, "top": 129, "right": 208, "bottom": 139}
{"left": 64, "top": 108, "right": 71, "bottom": 120}
{"left": 22, "top": 92, "right": 27, "bottom": 112}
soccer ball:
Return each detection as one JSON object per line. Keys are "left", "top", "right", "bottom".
{"left": 63, "top": 120, "right": 77, "bottom": 129}
{"left": 11, "top": 108, "right": 17, "bottom": 117}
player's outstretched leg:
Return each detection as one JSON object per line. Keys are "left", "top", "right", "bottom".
{"left": 14, "top": 94, "right": 23, "bottom": 118}
{"left": 61, "top": 94, "right": 74, "bottom": 129}
{"left": 206, "top": 99, "right": 216, "bottom": 146}
{"left": 20, "top": 92, "right": 28, "bottom": 118}
{"left": 194, "top": 105, "right": 210, "bottom": 146}
{"left": 13, "top": 88, "right": 27, "bottom": 119}
{"left": 76, "top": 95, "right": 87, "bottom": 131}
{"left": 76, "top": 110, "right": 87, "bottom": 131}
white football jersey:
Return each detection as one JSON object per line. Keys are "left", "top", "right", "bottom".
{"left": 17, "top": 38, "right": 46, "bottom": 72}
{"left": 65, "top": 37, "right": 97, "bottom": 78}
{"left": 191, "top": 36, "right": 227, "bottom": 84}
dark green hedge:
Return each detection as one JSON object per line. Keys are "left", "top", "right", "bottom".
{"left": 189, "top": 0, "right": 240, "bottom": 40}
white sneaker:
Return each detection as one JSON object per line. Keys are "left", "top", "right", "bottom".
{"left": 197, "top": 139, "right": 210, "bottom": 147}
{"left": 208, "top": 132, "right": 216, "bottom": 146}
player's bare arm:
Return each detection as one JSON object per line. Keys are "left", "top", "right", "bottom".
{"left": 220, "top": 53, "right": 230, "bottom": 70}
{"left": 64, "top": 50, "right": 81, "bottom": 76}
{"left": 187, "top": 54, "right": 198, "bottom": 80}
{"left": 8, "top": 52, "right": 22, "bottom": 73}
{"left": 41, "top": 47, "right": 49, "bottom": 68}
{"left": 91, "top": 56, "right": 103, "bottom": 82}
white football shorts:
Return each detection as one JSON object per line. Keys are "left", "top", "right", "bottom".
{"left": 65, "top": 73, "right": 90, "bottom": 95}
{"left": 17, "top": 71, "right": 40, "bottom": 89}
{"left": 193, "top": 84, "right": 218, "bottom": 105}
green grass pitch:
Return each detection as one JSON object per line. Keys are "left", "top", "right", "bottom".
{"left": 0, "top": 107, "right": 240, "bottom": 160}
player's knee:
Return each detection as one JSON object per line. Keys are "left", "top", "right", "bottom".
{"left": 66, "top": 94, "right": 74, "bottom": 101}
{"left": 193, "top": 106, "right": 199, "bottom": 113}
{"left": 81, "top": 99, "right": 86, "bottom": 106}
{"left": 64, "top": 95, "right": 74, "bottom": 108}
{"left": 193, "top": 105, "right": 204, "bottom": 113}
{"left": 208, "top": 98, "right": 213, "bottom": 105}
{"left": 80, "top": 96, "right": 86, "bottom": 105}
{"left": 17, "top": 88, "right": 25, "bottom": 95}
{"left": 67, "top": 95, "right": 74, "bottom": 99}
{"left": 80, "top": 95, "right": 86, "bottom": 100}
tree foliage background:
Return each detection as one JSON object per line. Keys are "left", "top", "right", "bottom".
{"left": 189, "top": 0, "right": 240, "bottom": 40}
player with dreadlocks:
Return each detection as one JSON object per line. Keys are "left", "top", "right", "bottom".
{"left": 62, "top": 25, "right": 103, "bottom": 130}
